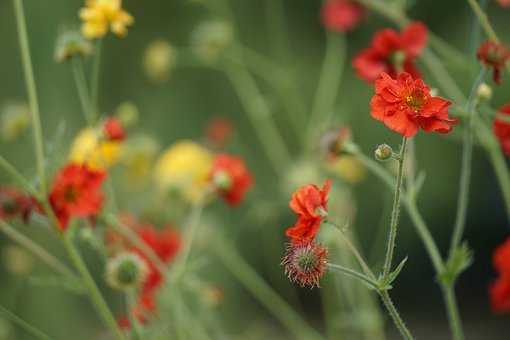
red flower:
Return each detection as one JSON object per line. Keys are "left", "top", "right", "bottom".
{"left": 490, "top": 277, "right": 510, "bottom": 313}
{"left": 285, "top": 180, "right": 332, "bottom": 243}
{"left": 493, "top": 104, "right": 510, "bottom": 156}
{"left": 353, "top": 22, "right": 428, "bottom": 83}
{"left": 477, "top": 41, "right": 510, "bottom": 84}
{"left": 0, "top": 187, "right": 38, "bottom": 223}
{"left": 210, "top": 154, "right": 253, "bottom": 206}
{"left": 370, "top": 72, "right": 456, "bottom": 137}
{"left": 205, "top": 118, "right": 233, "bottom": 149}
{"left": 103, "top": 117, "right": 126, "bottom": 141}
{"left": 497, "top": 0, "right": 510, "bottom": 7}
{"left": 321, "top": 0, "right": 365, "bottom": 32}
{"left": 49, "top": 163, "right": 106, "bottom": 230}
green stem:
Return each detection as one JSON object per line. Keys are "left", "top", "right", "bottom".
{"left": 223, "top": 54, "right": 291, "bottom": 174}
{"left": 0, "top": 155, "right": 40, "bottom": 198}
{"left": 450, "top": 69, "right": 486, "bottom": 253}
{"left": 71, "top": 57, "right": 93, "bottom": 126}
{"left": 307, "top": 33, "right": 346, "bottom": 149}
{"left": 60, "top": 230, "right": 126, "bottom": 340}
{"left": 466, "top": 0, "right": 499, "bottom": 42}
{"left": 327, "top": 263, "right": 379, "bottom": 290}
{"left": 442, "top": 286, "right": 465, "bottom": 340}
{"left": 126, "top": 290, "right": 142, "bottom": 340}
{"left": 382, "top": 137, "right": 407, "bottom": 279}
{"left": 0, "top": 220, "right": 75, "bottom": 279}
{"left": 0, "top": 304, "right": 54, "bottom": 340}
{"left": 90, "top": 39, "right": 103, "bottom": 123}
{"left": 12, "top": 0, "right": 46, "bottom": 195}
{"left": 211, "top": 234, "right": 324, "bottom": 340}
{"left": 378, "top": 290, "right": 414, "bottom": 340}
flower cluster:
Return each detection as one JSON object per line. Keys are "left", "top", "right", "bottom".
{"left": 490, "top": 238, "right": 510, "bottom": 313}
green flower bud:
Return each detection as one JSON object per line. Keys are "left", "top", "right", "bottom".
{"left": 374, "top": 144, "right": 393, "bottom": 161}
{"left": 54, "top": 30, "right": 93, "bottom": 62}
{"left": 105, "top": 252, "right": 148, "bottom": 291}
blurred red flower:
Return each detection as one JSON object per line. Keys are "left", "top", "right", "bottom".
{"left": 493, "top": 237, "right": 510, "bottom": 276}
{"left": 493, "top": 104, "right": 510, "bottom": 156}
{"left": 370, "top": 72, "right": 456, "bottom": 137}
{"left": 0, "top": 187, "right": 38, "bottom": 223}
{"left": 205, "top": 117, "right": 233, "bottom": 149}
{"left": 477, "top": 41, "right": 510, "bottom": 84}
{"left": 49, "top": 163, "right": 106, "bottom": 230}
{"left": 353, "top": 22, "right": 428, "bottom": 83}
{"left": 210, "top": 154, "right": 253, "bottom": 206}
{"left": 321, "top": 0, "right": 365, "bottom": 32}
{"left": 103, "top": 117, "right": 126, "bottom": 141}
{"left": 285, "top": 180, "right": 331, "bottom": 243}
{"left": 490, "top": 277, "right": 510, "bottom": 313}
{"left": 497, "top": 0, "right": 510, "bottom": 8}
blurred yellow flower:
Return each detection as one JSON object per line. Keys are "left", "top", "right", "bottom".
{"left": 326, "top": 155, "right": 366, "bottom": 184}
{"left": 121, "top": 134, "right": 159, "bottom": 186}
{"left": 143, "top": 39, "right": 176, "bottom": 84}
{"left": 1, "top": 102, "right": 30, "bottom": 142}
{"left": 69, "top": 128, "right": 122, "bottom": 169}
{"left": 79, "top": 0, "right": 134, "bottom": 39}
{"left": 154, "top": 141, "right": 213, "bottom": 203}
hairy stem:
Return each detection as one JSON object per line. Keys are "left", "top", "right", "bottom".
{"left": 379, "top": 290, "right": 414, "bottom": 340}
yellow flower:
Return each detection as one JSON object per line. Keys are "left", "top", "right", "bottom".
{"left": 121, "top": 134, "right": 159, "bottom": 187}
{"left": 154, "top": 141, "right": 213, "bottom": 203}
{"left": 326, "top": 155, "right": 366, "bottom": 184}
{"left": 79, "top": 0, "right": 134, "bottom": 40}
{"left": 69, "top": 128, "right": 122, "bottom": 169}
{"left": 143, "top": 39, "right": 176, "bottom": 84}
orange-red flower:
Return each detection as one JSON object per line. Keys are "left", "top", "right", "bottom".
{"left": 210, "top": 154, "right": 253, "bottom": 206}
{"left": 103, "top": 117, "right": 126, "bottom": 141}
{"left": 0, "top": 187, "right": 38, "bottom": 223}
{"left": 490, "top": 237, "right": 510, "bottom": 313}
{"left": 321, "top": 0, "right": 365, "bottom": 33}
{"left": 353, "top": 22, "right": 428, "bottom": 83}
{"left": 493, "top": 104, "right": 510, "bottom": 156}
{"left": 370, "top": 72, "right": 456, "bottom": 137}
{"left": 49, "top": 163, "right": 106, "bottom": 230}
{"left": 477, "top": 41, "right": 510, "bottom": 84}
{"left": 285, "top": 180, "right": 331, "bottom": 243}
{"left": 498, "top": 0, "right": 510, "bottom": 7}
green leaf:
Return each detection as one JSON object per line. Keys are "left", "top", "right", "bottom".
{"left": 28, "top": 275, "right": 86, "bottom": 295}
{"left": 440, "top": 243, "right": 473, "bottom": 286}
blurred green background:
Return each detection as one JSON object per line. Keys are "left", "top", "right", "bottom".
{"left": 0, "top": 0, "right": 509, "bottom": 339}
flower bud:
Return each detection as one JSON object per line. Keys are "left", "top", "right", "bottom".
{"left": 143, "top": 39, "right": 176, "bottom": 84}
{"left": 212, "top": 170, "right": 232, "bottom": 191}
{"left": 476, "top": 82, "right": 492, "bottom": 102}
{"left": 374, "top": 144, "right": 393, "bottom": 161}
{"left": 105, "top": 252, "right": 148, "bottom": 291}
{"left": 282, "top": 241, "right": 328, "bottom": 288}
{"left": 191, "top": 21, "right": 233, "bottom": 64}
{"left": 1, "top": 102, "right": 30, "bottom": 142}
{"left": 54, "top": 30, "right": 92, "bottom": 62}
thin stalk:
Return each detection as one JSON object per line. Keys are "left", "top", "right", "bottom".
{"left": 12, "top": 0, "right": 46, "bottom": 194}
{"left": 327, "top": 263, "right": 379, "bottom": 290}
{"left": 223, "top": 56, "right": 291, "bottom": 173}
{"left": 60, "top": 231, "right": 126, "bottom": 340}
{"left": 307, "top": 33, "right": 346, "bottom": 148}
{"left": 90, "top": 39, "right": 103, "bottom": 123}
{"left": 126, "top": 290, "right": 143, "bottom": 340}
{"left": 0, "top": 304, "right": 54, "bottom": 340}
{"left": 0, "top": 155, "right": 40, "bottom": 198}
{"left": 382, "top": 137, "right": 407, "bottom": 278}
{"left": 71, "top": 57, "right": 93, "bottom": 126}
{"left": 379, "top": 290, "right": 414, "bottom": 340}
{"left": 442, "top": 286, "right": 465, "bottom": 340}
{"left": 0, "top": 220, "right": 75, "bottom": 279}
{"left": 211, "top": 234, "right": 324, "bottom": 340}
{"left": 450, "top": 68, "right": 486, "bottom": 253}
{"left": 466, "top": 0, "right": 499, "bottom": 43}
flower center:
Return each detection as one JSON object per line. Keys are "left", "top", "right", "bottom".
{"left": 63, "top": 186, "right": 79, "bottom": 203}
{"left": 405, "top": 90, "right": 426, "bottom": 113}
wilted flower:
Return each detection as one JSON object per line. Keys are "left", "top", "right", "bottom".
{"left": 191, "top": 21, "right": 233, "bottom": 64}
{"left": 154, "top": 141, "right": 213, "bottom": 203}
{"left": 282, "top": 241, "right": 328, "bottom": 288}
{"left": 477, "top": 41, "right": 510, "bottom": 84}
{"left": 69, "top": 127, "right": 123, "bottom": 169}
{"left": 321, "top": 0, "right": 365, "bottom": 33}
{"left": 285, "top": 180, "right": 332, "bottom": 244}
{"left": 370, "top": 72, "right": 456, "bottom": 137}
{"left": 353, "top": 22, "right": 428, "bottom": 83}
{"left": 49, "top": 163, "right": 106, "bottom": 230}
{"left": 0, "top": 187, "right": 38, "bottom": 223}
{"left": 143, "top": 39, "right": 176, "bottom": 84}
{"left": 79, "top": 0, "right": 134, "bottom": 39}
{"left": 54, "top": 30, "right": 93, "bottom": 62}
{"left": 210, "top": 154, "right": 253, "bottom": 206}
{"left": 105, "top": 252, "right": 148, "bottom": 290}
{"left": 1, "top": 102, "right": 30, "bottom": 142}
{"left": 493, "top": 104, "right": 510, "bottom": 156}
